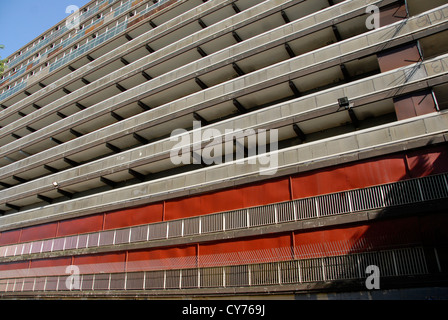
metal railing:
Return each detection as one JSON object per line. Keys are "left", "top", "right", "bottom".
{"left": 0, "top": 173, "right": 446, "bottom": 259}
{"left": 0, "top": 0, "right": 177, "bottom": 101}
{"left": 0, "top": 246, "right": 429, "bottom": 293}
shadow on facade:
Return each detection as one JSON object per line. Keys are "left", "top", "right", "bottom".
{"left": 302, "top": 143, "right": 448, "bottom": 299}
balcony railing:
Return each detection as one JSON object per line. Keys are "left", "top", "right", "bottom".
{"left": 0, "top": 0, "right": 177, "bottom": 101}
{"left": 0, "top": 173, "right": 446, "bottom": 259}
{"left": 0, "top": 246, "right": 429, "bottom": 293}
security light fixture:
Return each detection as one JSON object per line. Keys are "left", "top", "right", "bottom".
{"left": 338, "top": 97, "right": 350, "bottom": 109}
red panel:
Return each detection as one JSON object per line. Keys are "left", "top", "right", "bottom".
{"left": 57, "top": 214, "right": 104, "bottom": 237}
{"left": 241, "top": 178, "right": 290, "bottom": 208}
{"left": 30, "top": 257, "right": 71, "bottom": 269}
{"left": 406, "top": 145, "right": 448, "bottom": 177}
{"left": 73, "top": 252, "right": 125, "bottom": 266}
{"left": 104, "top": 203, "right": 164, "bottom": 230}
{"left": 0, "top": 146, "right": 445, "bottom": 246}
{"left": 128, "top": 245, "right": 196, "bottom": 262}
{"left": 291, "top": 155, "right": 408, "bottom": 199}
{"left": 199, "top": 188, "right": 245, "bottom": 216}
{"left": 165, "top": 196, "right": 202, "bottom": 220}
{"left": 73, "top": 252, "right": 126, "bottom": 274}
{"left": 127, "top": 245, "right": 197, "bottom": 270}
{"left": 380, "top": 3, "right": 407, "bottom": 27}
{"left": 0, "top": 261, "right": 29, "bottom": 272}
{"left": 344, "top": 156, "right": 409, "bottom": 188}
{"left": 165, "top": 178, "right": 290, "bottom": 220}
{"left": 294, "top": 218, "right": 422, "bottom": 257}
{"left": 20, "top": 222, "right": 58, "bottom": 242}
{"left": 199, "top": 233, "right": 292, "bottom": 266}
{"left": 393, "top": 90, "right": 436, "bottom": 121}
{"left": 0, "top": 229, "right": 21, "bottom": 246}
{"left": 413, "top": 92, "right": 437, "bottom": 116}
{"left": 377, "top": 43, "right": 420, "bottom": 73}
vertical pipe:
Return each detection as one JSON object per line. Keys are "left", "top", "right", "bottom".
{"left": 101, "top": 213, "right": 106, "bottom": 231}
{"left": 289, "top": 176, "right": 294, "bottom": 200}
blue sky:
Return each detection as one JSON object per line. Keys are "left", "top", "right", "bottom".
{"left": 0, "top": 0, "right": 89, "bottom": 60}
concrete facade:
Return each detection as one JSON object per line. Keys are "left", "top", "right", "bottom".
{"left": 0, "top": 0, "right": 447, "bottom": 298}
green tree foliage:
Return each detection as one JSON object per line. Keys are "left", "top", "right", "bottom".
{"left": 0, "top": 44, "right": 5, "bottom": 77}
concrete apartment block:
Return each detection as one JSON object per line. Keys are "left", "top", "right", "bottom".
{"left": 0, "top": 0, "right": 447, "bottom": 299}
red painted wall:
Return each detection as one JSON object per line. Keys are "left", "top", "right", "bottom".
{"left": 1, "top": 145, "right": 447, "bottom": 246}
{"left": 57, "top": 214, "right": 104, "bottom": 237}
{"left": 103, "top": 203, "right": 164, "bottom": 230}
{"left": 127, "top": 245, "right": 197, "bottom": 270}
{"left": 20, "top": 222, "right": 58, "bottom": 242}
{"left": 165, "top": 177, "right": 290, "bottom": 220}
{"left": 290, "top": 155, "right": 409, "bottom": 198}
{"left": 0, "top": 229, "right": 21, "bottom": 246}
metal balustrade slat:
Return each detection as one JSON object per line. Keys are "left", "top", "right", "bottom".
{"left": 201, "top": 213, "right": 223, "bottom": 234}
{"left": 295, "top": 197, "right": 317, "bottom": 220}
{"left": 279, "top": 260, "right": 301, "bottom": 284}
{"left": 165, "top": 269, "right": 181, "bottom": 289}
{"left": 114, "top": 228, "right": 130, "bottom": 244}
{"left": 81, "top": 274, "right": 94, "bottom": 291}
{"left": 125, "top": 271, "right": 144, "bottom": 290}
{"left": 225, "top": 209, "right": 247, "bottom": 230}
{"left": 276, "top": 202, "right": 296, "bottom": 222}
{"left": 248, "top": 205, "right": 275, "bottom": 227}
{"left": 181, "top": 268, "right": 199, "bottom": 289}
{"left": 168, "top": 220, "right": 183, "bottom": 238}
{"left": 93, "top": 273, "right": 110, "bottom": 291}
{"left": 86, "top": 233, "right": 100, "bottom": 248}
{"left": 64, "top": 236, "right": 78, "bottom": 250}
{"left": 300, "top": 258, "right": 324, "bottom": 283}
{"left": 77, "top": 234, "right": 89, "bottom": 249}
{"left": 99, "top": 230, "right": 115, "bottom": 246}
{"left": 145, "top": 270, "right": 164, "bottom": 290}
{"left": 226, "top": 265, "right": 249, "bottom": 287}
{"left": 130, "top": 225, "right": 148, "bottom": 242}
{"left": 184, "top": 217, "right": 200, "bottom": 236}
{"left": 200, "top": 267, "right": 223, "bottom": 288}
{"left": 420, "top": 174, "right": 448, "bottom": 200}
{"left": 148, "top": 223, "right": 167, "bottom": 240}
{"left": 110, "top": 272, "right": 126, "bottom": 290}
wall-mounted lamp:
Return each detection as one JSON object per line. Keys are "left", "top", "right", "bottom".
{"left": 338, "top": 97, "right": 350, "bottom": 110}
